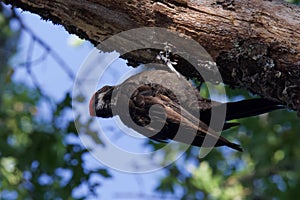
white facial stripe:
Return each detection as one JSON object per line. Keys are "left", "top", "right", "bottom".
{"left": 96, "top": 92, "right": 107, "bottom": 110}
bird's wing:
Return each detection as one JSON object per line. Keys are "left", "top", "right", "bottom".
{"left": 142, "top": 94, "right": 242, "bottom": 151}
{"left": 149, "top": 94, "right": 220, "bottom": 137}
{"left": 144, "top": 94, "right": 221, "bottom": 140}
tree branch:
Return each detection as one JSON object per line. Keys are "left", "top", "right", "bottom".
{"left": 3, "top": 0, "right": 300, "bottom": 114}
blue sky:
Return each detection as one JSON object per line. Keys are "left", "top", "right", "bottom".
{"left": 12, "top": 8, "right": 171, "bottom": 200}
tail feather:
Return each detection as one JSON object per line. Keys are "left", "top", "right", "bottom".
{"left": 223, "top": 141, "right": 243, "bottom": 152}
{"left": 200, "top": 99, "right": 283, "bottom": 126}
{"left": 216, "top": 135, "right": 243, "bottom": 152}
{"left": 191, "top": 134, "right": 243, "bottom": 152}
{"left": 223, "top": 122, "right": 240, "bottom": 130}
{"left": 225, "top": 98, "right": 284, "bottom": 121}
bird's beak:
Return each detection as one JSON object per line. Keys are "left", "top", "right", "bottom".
{"left": 89, "top": 93, "right": 96, "bottom": 116}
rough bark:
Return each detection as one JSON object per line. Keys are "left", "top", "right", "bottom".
{"left": 3, "top": 0, "right": 300, "bottom": 114}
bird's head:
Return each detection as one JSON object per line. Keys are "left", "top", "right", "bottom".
{"left": 89, "top": 85, "right": 115, "bottom": 118}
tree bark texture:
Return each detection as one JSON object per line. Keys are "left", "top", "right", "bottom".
{"left": 3, "top": 0, "right": 300, "bottom": 114}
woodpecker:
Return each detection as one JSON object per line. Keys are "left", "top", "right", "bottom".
{"left": 89, "top": 70, "right": 283, "bottom": 151}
